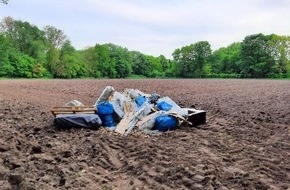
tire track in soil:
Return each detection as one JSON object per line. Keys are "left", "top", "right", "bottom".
{"left": 0, "top": 79, "right": 289, "bottom": 189}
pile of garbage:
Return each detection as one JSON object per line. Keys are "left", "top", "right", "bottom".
{"left": 53, "top": 86, "right": 206, "bottom": 135}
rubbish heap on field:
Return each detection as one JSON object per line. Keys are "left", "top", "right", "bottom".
{"left": 52, "top": 86, "right": 206, "bottom": 135}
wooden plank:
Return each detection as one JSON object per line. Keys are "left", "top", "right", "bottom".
{"left": 169, "top": 112, "right": 192, "bottom": 125}
{"left": 136, "top": 112, "right": 159, "bottom": 127}
{"left": 115, "top": 112, "right": 133, "bottom": 134}
{"left": 50, "top": 106, "right": 97, "bottom": 116}
{"left": 115, "top": 102, "right": 133, "bottom": 134}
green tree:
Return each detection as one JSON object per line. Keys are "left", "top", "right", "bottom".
{"left": 172, "top": 46, "right": 194, "bottom": 78}
{"left": 107, "top": 44, "right": 132, "bottom": 78}
{"left": 94, "top": 44, "right": 116, "bottom": 78}
{"left": 0, "top": 34, "right": 14, "bottom": 77}
{"left": 267, "top": 34, "right": 290, "bottom": 77}
{"left": 0, "top": 29, "right": 47, "bottom": 78}
{"left": 211, "top": 42, "right": 241, "bottom": 75}
{"left": 8, "top": 52, "right": 35, "bottom": 78}
{"left": 48, "top": 42, "right": 87, "bottom": 78}
{"left": 1, "top": 17, "right": 48, "bottom": 63}
{"left": 193, "top": 41, "right": 212, "bottom": 77}
{"left": 46, "top": 46, "right": 59, "bottom": 75}
{"left": 240, "top": 33, "right": 275, "bottom": 78}
{"left": 130, "top": 51, "right": 151, "bottom": 77}
{"left": 44, "top": 25, "right": 69, "bottom": 49}
{"left": 159, "top": 55, "right": 172, "bottom": 77}
{"left": 172, "top": 41, "right": 212, "bottom": 78}
{"left": 147, "top": 55, "right": 163, "bottom": 77}
{"left": 57, "top": 42, "right": 88, "bottom": 78}
{"left": 80, "top": 44, "right": 121, "bottom": 78}
{"left": 165, "top": 60, "right": 178, "bottom": 77}
{"left": 79, "top": 47, "right": 100, "bottom": 77}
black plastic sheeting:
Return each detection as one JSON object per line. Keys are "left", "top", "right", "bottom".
{"left": 54, "top": 114, "right": 102, "bottom": 130}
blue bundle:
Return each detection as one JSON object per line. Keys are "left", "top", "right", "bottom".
{"left": 97, "top": 101, "right": 115, "bottom": 127}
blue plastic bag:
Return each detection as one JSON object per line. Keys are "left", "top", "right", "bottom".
{"left": 135, "top": 96, "right": 147, "bottom": 107}
{"left": 153, "top": 115, "right": 178, "bottom": 131}
{"left": 97, "top": 101, "right": 114, "bottom": 115}
{"left": 157, "top": 101, "right": 173, "bottom": 111}
{"left": 97, "top": 101, "right": 115, "bottom": 127}
{"left": 99, "top": 114, "right": 115, "bottom": 127}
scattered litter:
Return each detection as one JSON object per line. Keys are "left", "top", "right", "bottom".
{"left": 51, "top": 86, "right": 206, "bottom": 135}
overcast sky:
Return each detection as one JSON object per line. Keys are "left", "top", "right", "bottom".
{"left": 1, "top": 0, "right": 290, "bottom": 58}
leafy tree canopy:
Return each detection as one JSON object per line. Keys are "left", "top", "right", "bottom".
{"left": 1, "top": 17, "right": 290, "bottom": 79}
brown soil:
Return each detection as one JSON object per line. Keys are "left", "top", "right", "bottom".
{"left": 0, "top": 79, "right": 289, "bottom": 190}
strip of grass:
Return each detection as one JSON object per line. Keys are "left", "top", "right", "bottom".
{"left": 126, "top": 74, "right": 147, "bottom": 79}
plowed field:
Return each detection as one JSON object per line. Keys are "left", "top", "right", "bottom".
{"left": 0, "top": 79, "right": 289, "bottom": 190}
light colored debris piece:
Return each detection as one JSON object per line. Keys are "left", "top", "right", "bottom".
{"left": 125, "top": 88, "right": 150, "bottom": 99}
{"left": 65, "top": 100, "right": 84, "bottom": 107}
{"left": 115, "top": 102, "right": 134, "bottom": 134}
{"left": 111, "top": 91, "right": 127, "bottom": 118}
{"left": 95, "top": 86, "right": 115, "bottom": 105}
{"left": 157, "top": 97, "right": 188, "bottom": 117}
{"left": 124, "top": 102, "right": 153, "bottom": 136}
{"left": 137, "top": 111, "right": 166, "bottom": 131}
{"left": 136, "top": 112, "right": 159, "bottom": 128}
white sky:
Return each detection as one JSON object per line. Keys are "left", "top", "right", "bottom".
{"left": 1, "top": 0, "right": 290, "bottom": 58}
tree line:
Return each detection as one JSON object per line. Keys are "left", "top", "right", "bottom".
{"left": 0, "top": 17, "right": 289, "bottom": 79}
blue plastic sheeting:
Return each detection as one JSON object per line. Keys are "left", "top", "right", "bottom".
{"left": 153, "top": 115, "right": 178, "bottom": 131}
{"left": 97, "top": 101, "right": 114, "bottom": 115}
{"left": 99, "top": 114, "right": 115, "bottom": 127}
{"left": 157, "top": 101, "right": 173, "bottom": 111}
{"left": 135, "top": 96, "right": 147, "bottom": 107}
{"left": 97, "top": 101, "right": 115, "bottom": 127}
